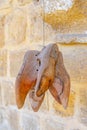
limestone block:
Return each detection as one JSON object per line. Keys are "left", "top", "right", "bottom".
{"left": 0, "top": 50, "right": 7, "bottom": 76}
{"left": 17, "top": 0, "right": 32, "bottom": 5}
{"left": 44, "top": 119, "right": 64, "bottom": 130}
{"left": 65, "top": 118, "right": 87, "bottom": 130}
{"left": 21, "top": 111, "right": 40, "bottom": 130}
{"left": 44, "top": 0, "right": 87, "bottom": 33}
{"left": 43, "top": 23, "right": 56, "bottom": 44}
{"left": 0, "top": 82, "right": 2, "bottom": 105}
{"left": 27, "top": 3, "right": 43, "bottom": 43}
{"left": 0, "top": 0, "right": 11, "bottom": 9}
{"left": 59, "top": 44, "right": 87, "bottom": 82}
{"left": 40, "top": 115, "right": 65, "bottom": 130}
{"left": 0, "top": 107, "right": 11, "bottom": 130}
{"left": 0, "top": 107, "right": 21, "bottom": 130}
{"left": 27, "top": 3, "right": 56, "bottom": 44}
{"left": 1, "top": 80, "right": 16, "bottom": 106}
{"left": 7, "top": 107, "right": 21, "bottom": 130}
{"left": 9, "top": 49, "right": 26, "bottom": 77}
{"left": 0, "top": 16, "right": 5, "bottom": 48}
{"left": 77, "top": 84, "right": 87, "bottom": 127}
{"left": 5, "top": 9, "right": 27, "bottom": 45}
{"left": 26, "top": 3, "right": 56, "bottom": 44}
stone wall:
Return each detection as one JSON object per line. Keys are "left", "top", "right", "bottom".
{"left": 0, "top": 0, "right": 87, "bottom": 130}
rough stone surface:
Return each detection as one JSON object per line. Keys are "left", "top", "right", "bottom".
{"left": 43, "top": 0, "right": 73, "bottom": 13}
{"left": 44, "top": 0, "right": 87, "bottom": 32}
{"left": 78, "top": 84, "right": 87, "bottom": 127}
{"left": 0, "top": 80, "right": 16, "bottom": 106}
{"left": 27, "top": 3, "right": 43, "bottom": 43}
{"left": 9, "top": 49, "right": 26, "bottom": 77}
{"left": 5, "top": 9, "right": 27, "bottom": 45}
{"left": 0, "top": 107, "right": 21, "bottom": 130}
{"left": 7, "top": 107, "right": 21, "bottom": 130}
{"left": 27, "top": 3, "right": 57, "bottom": 44}
{"left": 0, "top": 0, "right": 11, "bottom": 9}
{"left": 17, "top": 0, "right": 32, "bottom": 5}
{"left": 0, "top": 82, "right": 2, "bottom": 105}
{"left": 0, "top": 107, "right": 11, "bottom": 130}
{"left": 21, "top": 111, "right": 40, "bottom": 130}
{"left": 40, "top": 116, "right": 65, "bottom": 130}
{"left": 0, "top": 16, "right": 5, "bottom": 48}
{"left": 65, "top": 118, "right": 87, "bottom": 130}
{"left": 0, "top": 50, "right": 7, "bottom": 76}
{"left": 59, "top": 44, "right": 87, "bottom": 82}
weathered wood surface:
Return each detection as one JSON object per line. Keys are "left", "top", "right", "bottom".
{"left": 15, "top": 44, "right": 70, "bottom": 111}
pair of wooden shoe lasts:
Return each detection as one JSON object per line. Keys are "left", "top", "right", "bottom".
{"left": 15, "top": 44, "right": 70, "bottom": 112}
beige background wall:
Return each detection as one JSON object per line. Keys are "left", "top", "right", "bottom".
{"left": 0, "top": 0, "right": 87, "bottom": 130}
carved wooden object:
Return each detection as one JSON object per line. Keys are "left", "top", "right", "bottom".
{"left": 15, "top": 44, "right": 70, "bottom": 111}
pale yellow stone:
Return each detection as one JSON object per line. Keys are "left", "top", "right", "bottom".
{"left": 9, "top": 49, "right": 26, "bottom": 77}
{"left": 58, "top": 44, "right": 87, "bottom": 82}
{"left": 0, "top": 0, "right": 12, "bottom": 9}
{"left": 17, "top": 0, "right": 32, "bottom": 5}
{"left": 77, "top": 84, "right": 87, "bottom": 126}
{"left": 1, "top": 80, "right": 16, "bottom": 106}
{"left": 0, "top": 50, "right": 7, "bottom": 76}
{"left": 27, "top": 3, "right": 43, "bottom": 44}
{"left": 5, "top": 9, "right": 27, "bottom": 45}
{"left": 27, "top": 3, "right": 56, "bottom": 44}
{"left": 0, "top": 16, "right": 5, "bottom": 48}
{"left": 0, "top": 82, "right": 2, "bottom": 104}
{"left": 44, "top": 0, "right": 87, "bottom": 33}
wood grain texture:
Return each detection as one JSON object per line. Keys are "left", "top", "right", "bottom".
{"left": 15, "top": 44, "right": 70, "bottom": 111}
